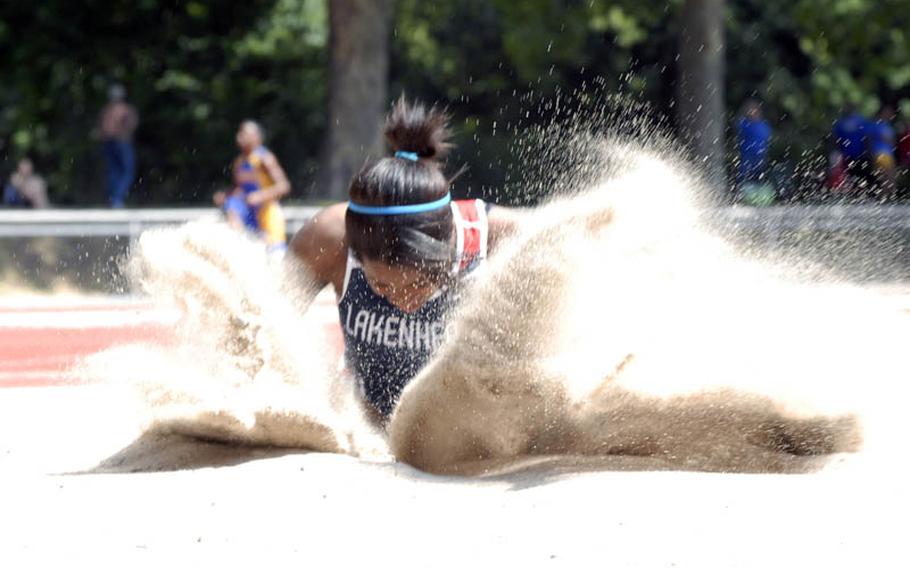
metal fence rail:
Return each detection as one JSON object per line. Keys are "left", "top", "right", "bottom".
{"left": 0, "top": 206, "right": 319, "bottom": 238}
{"left": 0, "top": 204, "right": 909, "bottom": 238}
{"left": 720, "top": 204, "right": 910, "bottom": 232}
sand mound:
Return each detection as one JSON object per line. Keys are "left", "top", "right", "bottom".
{"left": 83, "top": 145, "right": 902, "bottom": 477}
{"left": 81, "top": 221, "right": 387, "bottom": 464}
{"left": 389, "top": 146, "right": 877, "bottom": 474}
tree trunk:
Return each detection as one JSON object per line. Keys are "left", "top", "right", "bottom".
{"left": 677, "top": 0, "right": 726, "bottom": 198}
{"left": 318, "top": 0, "right": 393, "bottom": 200}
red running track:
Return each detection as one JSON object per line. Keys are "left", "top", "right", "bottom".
{"left": 0, "top": 300, "right": 342, "bottom": 389}
{"left": 0, "top": 302, "right": 176, "bottom": 388}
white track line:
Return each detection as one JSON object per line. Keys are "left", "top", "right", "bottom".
{"left": 0, "top": 308, "right": 180, "bottom": 329}
{"left": 0, "top": 370, "right": 80, "bottom": 382}
{"left": 0, "top": 291, "right": 340, "bottom": 329}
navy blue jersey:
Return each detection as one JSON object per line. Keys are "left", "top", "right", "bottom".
{"left": 337, "top": 199, "right": 489, "bottom": 417}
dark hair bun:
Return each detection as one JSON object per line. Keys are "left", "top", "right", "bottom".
{"left": 384, "top": 96, "right": 452, "bottom": 161}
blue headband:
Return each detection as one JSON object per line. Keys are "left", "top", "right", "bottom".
{"left": 395, "top": 151, "right": 419, "bottom": 161}
{"left": 348, "top": 193, "right": 452, "bottom": 216}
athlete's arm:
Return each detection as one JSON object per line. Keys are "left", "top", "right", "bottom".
{"left": 289, "top": 203, "right": 349, "bottom": 294}
{"left": 249, "top": 152, "right": 291, "bottom": 206}
{"left": 486, "top": 205, "right": 524, "bottom": 254}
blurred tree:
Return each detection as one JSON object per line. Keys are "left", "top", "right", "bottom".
{"left": 390, "top": 0, "right": 682, "bottom": 202}
{"left": 677, "top": 0, "right": 726, "bottom": 195}
{"left": 318, "top": 0, "right": 394, "bottom": 200}
{"left": 725, "top": 0, "right": 910, "bottom": 198}
{"left": 0, "top": 0, "right": 327, "bottom": 205}
{"left": 2, "top": 0, "right": 909, "bottom": 205}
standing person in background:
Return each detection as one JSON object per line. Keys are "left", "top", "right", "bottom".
{"left": 215, "top": 120, "right": 291, "bottom": 257}
{"left": 829, "top": 104, "right": 868, "bottom": 194}
{"left": 866, "top": 104, "right": 897, "bottom": 198}
{"left": 98, "top": 84, "right": 139, "bottom": 208}
{"left": 3, "top": 158, "right": 49, "bottom": 208}
{"left": 735, "top": 100, "right": 774, "bottom": 206}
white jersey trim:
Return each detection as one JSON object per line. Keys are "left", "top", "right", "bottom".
{"left": 340, "top": 250, "right": 359, "bottom": 299}
{"left": 474, "top": 198, "right": 489, "bottom": 261}
{"left": 451, "top": 201, "right": 465, "bottom": 274}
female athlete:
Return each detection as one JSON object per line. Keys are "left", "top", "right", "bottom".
{"left": 291, "top": 97, "right": 519, "bottom": 419}
{"left": 215, "top": 120, "right": 291, "bottom": 256}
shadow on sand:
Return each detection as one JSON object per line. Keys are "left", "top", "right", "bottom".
{"left": 81, "top": 425, "right": 855, "bottom": 495}
{"left": 84, "top": 429, "right": 307, "bottom": 474}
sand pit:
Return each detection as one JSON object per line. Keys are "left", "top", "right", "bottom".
{"left": 64, "top": 148, "right": 901, "bottom": 478}
{"left": 0, "top": 382, "right": 904, "bottom": 566}
{"left": 392, "top": 149, "right": 876, "bottom": 475}
{"left": 3, "top": 146, "right": 908, "bottom": 565}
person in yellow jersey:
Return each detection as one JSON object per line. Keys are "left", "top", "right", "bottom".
{"left": 216, "top": 120, "right": 291, "bottom": 256}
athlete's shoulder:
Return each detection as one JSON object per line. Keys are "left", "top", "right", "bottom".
{"left": 292, "top": 203, "right": 347, "bottom": 254}
{"left": 289, "top": 203, "right": 348, "bottom": 288}
{"left": 257, "top": 146, "right": 286, "bottom": 170}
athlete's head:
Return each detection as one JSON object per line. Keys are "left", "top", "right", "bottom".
{"left": 236, "top": 120, "right": 264, "bottom": 153}
{"left": 878, "top": 104, "right": 895, "bottom": 122}
{"left": 16, "top": 158, "right": 33, "bottom": 177}
{"left": 107, "top": 84, "right": 126, "bottom": 103}
{"left": 346, "top": 96, "right": 456, "bottom": 312}
{"left": 742, "top": 99, "right": 762, "bottom": 121}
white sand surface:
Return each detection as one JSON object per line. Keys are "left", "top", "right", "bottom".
{"left": 4, "top": 152, "right": 909, "bottom": 565}
{"left": 0, "top": 384, "right": 905, "bottom": 567}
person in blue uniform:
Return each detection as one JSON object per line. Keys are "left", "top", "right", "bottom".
{"left": 735, "top": 100, "right": 774, "bottom": 205}
{"left": 216, "top": 120, "right": 291, "bottom": 256}
{"left": 291, "top": 97, "right": 519, "bottom": 420}
{"left": 736, "top": 100, "right": 772, "bottom": 184}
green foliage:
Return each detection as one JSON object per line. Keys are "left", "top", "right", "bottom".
{"left": 391, "top": 0, "right": 681, "bottom": 200}
{"left": 728, "top": 0, "right": 910, "bottom": 165}
{"left": 0, "top": 0, "right": 327, "bottom": 205}
{"left": 3, "top": 0, "right": 910, "bottom": 204}
{"left": 395, "top": 0, "right": 910, "bottom": 199}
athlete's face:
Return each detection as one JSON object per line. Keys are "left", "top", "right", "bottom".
{"left": 236, "top": 125, "right": 261, "bottom": 153}
{"left": 17, "top": 159, "right": 33, "bottom": 177}
{"left": 360, "top": 259, "right": 442, "bottom": 313}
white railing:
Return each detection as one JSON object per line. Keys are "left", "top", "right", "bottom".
{"left": 0, "top": 204, "right": 908, "bottom": 238}
{"left": 720, "top": 204, "right": 910, "bottom": 232}
{"left": 0, "top": 206, "right": 319, "bottom": 238}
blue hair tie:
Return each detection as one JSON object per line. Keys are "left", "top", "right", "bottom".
{"left": 348, "top": 193, "right": 451, "bottom": 216}
{"left": 395, "top": 151, "right": 419, "bottom": 161}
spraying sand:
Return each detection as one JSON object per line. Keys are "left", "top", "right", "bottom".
{"left": 82, "top": 221, "right": 388, "bottom": 466}
{"left": 391, "top": 145, "right": 871, "bottom": 474}
{"left": 79, "top": 144, "right": 903, "bottom": 477}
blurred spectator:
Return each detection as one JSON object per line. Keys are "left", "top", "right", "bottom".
{"left": 98, "top": 84, "right": 139, "bottom": 208}
{"left": 213, "top": 120, "right": 290, "bottom": 257}
{"left": 829, "top": 105, "right": 868, "bottom": 192}
{"left": 3, "top": 158, "right": 49, "bottom": 208}
{"left": 866, "top": 104, "right": 897, "bottom": 196}
{"left": 735, "top": 99, "right": 774, "bottom": 205}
